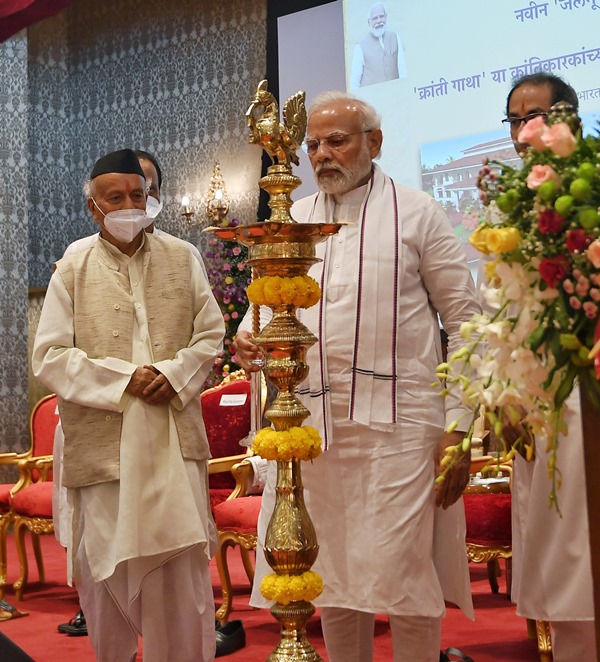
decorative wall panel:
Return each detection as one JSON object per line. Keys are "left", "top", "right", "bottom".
{"left": 28, "top": 0, "right": 267, "bottom": 287}
{"left": 0, "top": 34, "right": 31, "bottom": 470}
{"left": 0, "top": 0, "right": 267, "bottom": 461}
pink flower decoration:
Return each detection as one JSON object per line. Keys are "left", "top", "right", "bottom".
{"left": 541, "top": 123, "right": 577, "bottom": 157}
{"left": 517, "top": 115, "right": 547, "bottom": 151}
{"left": 576, "top": 276, "right": 590, "bottom": 297}
{"left": 569, "top": 296, "right": 582, "bottom": 310}
{"left": 526, "top": 164, "right": 562, "bottom": 190}
{"left": 587, "top": 240, "right": 600, "bottom": 269}
{"left": 563, "top": 279, "right": 574, "bottom": 294}
{"left": 584, "top": 302, "right": 598, "bottom": 319}
{"left": 591, "top": 288, "right": 600, "bottom": 301}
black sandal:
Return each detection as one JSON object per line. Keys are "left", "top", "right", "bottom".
{"left": 440, "top": 647, "right": 475, "bottom": 662}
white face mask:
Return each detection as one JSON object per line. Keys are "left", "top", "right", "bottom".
{"left": 92, "top": 199, "right": 151, "bottom": 243}
{"left": 145, "top": 195, "right": 163, "bottom": 219}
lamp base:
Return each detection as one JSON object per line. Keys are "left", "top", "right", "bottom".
{"left": 267, "top": 601, "right": 323, "bottom": 662}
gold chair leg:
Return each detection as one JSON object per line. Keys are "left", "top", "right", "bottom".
{"left": 31, "top": 533, "right": 45, "bottom": 583}
{"left": 215, "top": 538, "right": 234, "bottom": 626}
{"left": 0, "top": 515, "right": 10, "bottom": 600}
{"left": 240, "top": 547, "right": 255, "bottom": 585}
{"left": 536, "top": 620, "right": 552, "bottom": 661}
{"left": 12, "top": 520, "right": 29, "bottom": 601}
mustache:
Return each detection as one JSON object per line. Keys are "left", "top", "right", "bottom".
{"left": 315, "top": 164, "right": 344, "bottom": 176}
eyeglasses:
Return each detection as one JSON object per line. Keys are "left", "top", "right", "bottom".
{"left": 302, "top": 130, "right": 373, "bottom": 156}
{"left": 501, "top": 112, "right": 548, "bottom": 132}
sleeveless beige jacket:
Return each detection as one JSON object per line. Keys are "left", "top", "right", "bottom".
{"left": 56, "top": 234, "right": 210, "bottom": 488}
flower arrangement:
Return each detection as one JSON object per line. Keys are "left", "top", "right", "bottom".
{"left": 260, "top": 571, "right": 323, "bottom": 605}
{"left": 247, "top": 275, "right": 321, "bottom": 309}
{"left": 202, "top": 219, "right": 251, "bottom": 388}
{"left": 438, "top": 103, "right": 599, "bottom": 505}
{"left": 252, "top": 426, "right": 323, "bottom": 462}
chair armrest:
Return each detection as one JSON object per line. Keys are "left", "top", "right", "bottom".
{"left": 0, "top": 451, "right": 30, "bottom": 466}
{"left": 10, "top": 455, "right": 54, "bottom": 496}
{"left": 227, "top": 459, "right": 256, "bottom": 500}
{"left": 208, "top": 452, "right": 252, "bottom": 476}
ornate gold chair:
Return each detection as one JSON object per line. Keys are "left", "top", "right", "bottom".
{"left": 202, "top": 370, "right": 266, "bottom": 625}
{"left": 465, "top": 455, "right": 552, "bottom": 661}
{"left": 0, "top": 394, "right": 59, "bottom": 599}
{"left": 464, "top": 455, "right": 513, "bottom": 596}
{"left": 213, "top": 459, "right": 261, "bottom": 625}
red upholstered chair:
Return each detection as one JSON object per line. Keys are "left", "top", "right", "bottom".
{"left": 11, "top": 456, "right": 54, "bottom": 599}
{"left": 201, "top": 370, "right": 266, "bottom": 624}
{"left": 463, "top": 455, "right": 513, "bottom": 596}
{"left": 202, "top": 372, "right": 255, "bottom": 512}
{"left": 0, "top": 394, "right": 58, "bottom": 599}
{"left": 213, "top": 459, "right": 261, "bottom": 625}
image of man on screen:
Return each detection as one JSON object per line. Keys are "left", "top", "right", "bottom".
{"left": 349, "top": 2, "right": 407, "bottom": 90}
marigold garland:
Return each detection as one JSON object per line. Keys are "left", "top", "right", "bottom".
{"left": 260, "top": 571, "right": 323, "bottom": 605}
{"left": 252, "top": 426, "right": 322, "bottom": 461}
{"left": 247, "top": 275, "right": 321, "bottom": 309}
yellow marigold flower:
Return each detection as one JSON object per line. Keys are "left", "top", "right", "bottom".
{"left": 247, "top": 278, "right": 266, "bottom": 305}
{"left": 225, "top": 276, "right": 234, "bottom": 285}
{"left": 252, "top": 426, "right": 323, "bottom": 461}
{"left": 469, "top": 226, "right": 491, "bottom": 255}
{"left": 260, "top": 571, "right": 323, "bottom": 605}
{"left": 263, "top": 276, "right": 283, "bottom": 305}
{"left": 486, "top": 227, "right": 521, "bottom": 254}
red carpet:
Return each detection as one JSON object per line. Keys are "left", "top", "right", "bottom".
{"left": 0, "top": 534, "right": 540, "bottom": 661}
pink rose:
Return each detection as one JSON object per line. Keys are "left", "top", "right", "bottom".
{"left": 517, "top": 115, "right": 547, "bottom": 152}
{"left": 526, "top": 164, "right": 561, "bottom": 190}
{"left": 541, "top": 123, "right": 577, "bottom": 157}
{"left": 588, "top": 240, "right": 600, "bottom": 269}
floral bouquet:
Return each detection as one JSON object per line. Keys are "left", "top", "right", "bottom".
{"left": 437, "top": 103, "right": 599, "bottom": 504}
{"left": 202, "top": 218, "right": 251, "bottom": 388}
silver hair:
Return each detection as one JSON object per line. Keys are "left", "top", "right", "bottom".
{"left": 82, "top": 175, "right": 150, "bottom": 199}
{"left": 368, "top": 2, "right": 387, "bottom": 20}
{"left": 308, "top": 91, "right": 382, "bottom": 131}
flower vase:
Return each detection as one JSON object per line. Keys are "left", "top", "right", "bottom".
{"left": 264, "top": 458, "right": 321, "bottom": 662}
{"left": 579, "top": 386, "right": 600, "bottom": 659}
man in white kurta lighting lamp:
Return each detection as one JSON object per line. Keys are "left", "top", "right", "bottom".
{"left": 501, "top": 72, "right": 596, "bottom": 662}
{"left": 33, "top": 148, "right": 224, "bottom": 662}
{"left": 235, "top": 92, "right": 481, "bottom": 662}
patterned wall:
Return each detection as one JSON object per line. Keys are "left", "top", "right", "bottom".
{"left": 0, "top": 34, "right": 31, "bottom": 471}
{"left": 1, "top": 0, "right": 267, "bottom": 463}
{"left": 28, "top": 0, "right": 267, "bottom": 287}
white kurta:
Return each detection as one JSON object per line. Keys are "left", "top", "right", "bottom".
{"left": 52, "top": 228, "right": 208, "bottom": 557}
{"left": 512, "top": 388, "right": 594, "bottom": 622}
{"left": 33, "top": 235, "right": 223, "bottom": 584}
{"left": 248, "top": 182, "right": 478, "bottom": 618}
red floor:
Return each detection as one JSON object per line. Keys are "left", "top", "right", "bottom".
{"left": 0, "top": 534, "right": 540, "bottom": 661}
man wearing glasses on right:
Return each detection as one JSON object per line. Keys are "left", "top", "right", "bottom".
{"left": 499, "top": 72, "right": 596, "bottom": 662}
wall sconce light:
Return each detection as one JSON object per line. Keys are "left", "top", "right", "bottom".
{"left": 206, "top": 163, "right": 230, "bottom": 224}
{"left": 181, "top": 195, "right": 194, "bottom": 223}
